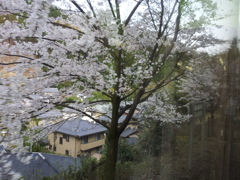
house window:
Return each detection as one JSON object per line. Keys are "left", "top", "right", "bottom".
{"left": 65, "top": 150, "right": 69, "bottom": 155}
{"left": 59, "top": 137, "right": 63, "bottom": 144}
{"left": 63, "top": 134, "right": 69, "bottom": 142}
{"left": 95, "top": 133, "right": 102, "bottom": 141}
{"left": 54, "top": 146, "right": 56, "bottom": 151}
{"left": 82, "top": 136, "right": 88, "bottom": 144}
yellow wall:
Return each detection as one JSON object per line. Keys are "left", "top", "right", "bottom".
{"left": 48, "top": 132, "right": 105, "bottom": 157}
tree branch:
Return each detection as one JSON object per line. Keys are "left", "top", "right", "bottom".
{"left": 120, "top": 87, "right": 138, "bottom": 101}
{"left": 173, "top": 0, "right": 182, "bottom": 42}
{"left": 118, "top": 89, "right": 145, "bottom": 134}
{"left": 107, "top": 0, "right": 116, "bottom": 18}
{"left": 161, "top": 0, "right": 178, "bottom": 38}
{"left": 159, "top": 0, "right": 164, "bottom": 35}
{"left": 124, "top": 0, "right": 143, "bottom": 27}
{"left": 140, "top": 72, "right": 184, "bottom": 104}
{"left": 49, "top": 21, "right": 84, "bottom": 35}
{"left": 146, "top": 0, "right": 157, "bottom": 30}
{"left": 70, "top": 0, "right": 86, "bottom": 14}
{"left": 0, "top": 62, "right": 21, "bottom": 65}
{"left": 118, "top": 104, "right": 132, "bottom": 119}
{"left": 54, "top": 102, "right": 110, "bottom": 129}
{"left": 1, "top": 53, "right": 34, "bottom": 61}
{"left": 115, "top": 0, "right": 121, "bottom": 21}
{"left": 86, "top": 0, "right": 96, "bottom": 17}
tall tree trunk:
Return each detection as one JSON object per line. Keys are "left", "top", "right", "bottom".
{"left": 104, "top": 131, "right": 120, "bottom": 180}
{"left": 104, "top": 96, "right": 121, "bottom": 180}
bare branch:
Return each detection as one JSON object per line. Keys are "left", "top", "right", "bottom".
{"left": 118, "top": 104, "right": 131, "bottom": 119}
{"left": 70, "top": 0, "right": 86, "bottom": 14}
{"left": 115, "top": 0, "right": 121, "bottom": 21}
{"left": 161, "top": 0, "right": 178, "bottom": 38}
{"left": 173, "top": 1, "right": 182, "bottom": 42}
{"left": 159, "top": 0, "right": 164, "bottom": 35}
{"left": 0, "top": 53, "right": 34, "bottom": 61}
{"left": 54, "top": 102, "right": 110, "bottom": 129}
{"left": 146, "top": 0, "right": 157, "bottom": 30}
{"left": 120, "top": 87, "right": 138, "bottom": 101}
{"left": 118, "top": 89, "right": 144, "bottom": 135}
{"left": 49, "top": 21, "right": 84, "bottom": 35}
{"left": 86, "top": 0, "right": 96, "bottom": 17}
{"left": 0, "top": 61, "right": 21, "bottom": 65}
{"left": 140, "top": 72, "right": 184, "bottom": 104}
{"left": 124, "top": 0, "right": 143, "bottom": 27}
{"left": 107, "top": 0, "right": 116, "bottom": 18}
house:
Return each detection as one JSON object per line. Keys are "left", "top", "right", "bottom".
{"left": 120, "top": 128, "right": 139, "bottom": 145}
{"left": 0, "top": 152, "right": 81, "bottom": 180}
{"left": 48, "top": 119, "right": 107, "bottom": 157}
{"left": 47, "top": 113, "right": 141, "bottom": 157}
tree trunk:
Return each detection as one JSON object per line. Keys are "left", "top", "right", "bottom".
{"left": 104, "top": 131, "right": 120, "bottom": 180}
{"left": 104, "top": 96, "right": 121, "bottom": 180}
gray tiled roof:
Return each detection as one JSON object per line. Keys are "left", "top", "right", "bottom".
{"left": 120, "top": 128, "right": 137, "bottom": 138}
{"left": 38, "top": 110, "right": 63, "bottom": 119}
{"left": 0, "top": 152, "right": 81, "bottom": 180}
{"left": 54, "top": 119, "right": 107, "bottom": 137}
{"left": 98, "top": 114, "right": 126, "bottom": 123}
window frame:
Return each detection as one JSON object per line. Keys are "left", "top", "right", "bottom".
{"left": 59, "top": 137, "right": 63, "bottom": 144}
{"left": 82, "top": 136, "right": 88, "bottom": 144}
{"left": 63, "top": 134, "right": 70, "bottom": 142}
{"left": 95, "top": 133, "right": 102, "bottom": 141}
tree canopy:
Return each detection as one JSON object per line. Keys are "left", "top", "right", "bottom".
{"left": 0, "top": 0, "right": 221, "bottom": 179}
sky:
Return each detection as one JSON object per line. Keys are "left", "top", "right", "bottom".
{"left": 53, "top": 0, "right": 139, "bottom": 21}
{"left": 52, "top": 0, "right": 239, "bottom": 53}
{"left": 205, "top": 0, "right": 240, "bottom": 53}
{"left": 215, "top": 0, "right": 239, "bottom": 28}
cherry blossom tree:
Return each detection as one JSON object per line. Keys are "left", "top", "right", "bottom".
{"left": 178, "top": 52, "right": 225, "bottom": 121}
{"left": 0, "top": 0, "right": 219, "bottom": 179}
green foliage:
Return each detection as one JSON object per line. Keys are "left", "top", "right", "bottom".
{"left": 32, "top": 117, "right": 41, "bottom": 126}
{"left": 65, "top": 95, "right": 82, "bottom": 102}
{"left": 48, "top": 6, "right": 68, "bottom": 20}
{"left": 0, "top": 13, "right": 26, "bottom": 24}
{"left": 57, "top": 81, "right": 75, "bottom": 89}
{"left": 138, "top": 119, "right": 163, "bottom": 157}
{"left": 88, "top": 91, "right": 110, "bottom": 102}
{"left": 23, "top": 136, "right": 48, "bottom": 153}
{"left": 48, "top": 7, "right": 62, "bottom": 18}
{"left": 41, "top": 65, "right": 50, "bottom": 72}
{"left": 115, "top": 161, "right": 133, "bottom": 180}
{"left": 117, "top": 138, "right": 140, "bottom": 163}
